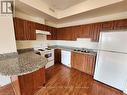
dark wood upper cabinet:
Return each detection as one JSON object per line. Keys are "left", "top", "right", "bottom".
{"left": 57, "top": 28, "right": 65, "bottom": 40}
{"left": 13, "top": 17, "right": 36, "bottom": 40}
{"left": 14, "top": 17, "right": 127, "bottom": 41}
{"left": 90, "top": 23, "right": 102, "bottom": 42}
{"left": 14, "top": 17, "right": 57, "bottom": 40}
{"left": 24, "top": 20, "right": 36, "bottom": 40}
{"left": 114, "top": 19, "right": 127, "bottom": 29}
{"left": 65, "top": 27, "right": 75, "bottom": 40}
{"left": 57, "top": 27, "right": 77, "bottom": 40}
{"left": 81, "top": 24, "right": 91, "bottom": 38}
{"left": 73, "top": 25, "right": 82, "bottom": 39}
{"left": 47, "top": 27, "right": 57, "bottom": 40}
{"left": 56, "top": 19, "right": 127, "bottom": 42}
{"left": 35, "top": 23, "right": 45, "bottom": 30}
{"left": 13, "top": 17, "right": 25, "bottom": 40}
{"left": 101, "top": 21, "right": 114, "bottom": 31}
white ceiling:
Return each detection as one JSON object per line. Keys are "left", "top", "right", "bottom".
{"left": 15, "top": 0, "right": 127, "bottom": 27}
{"left": 41, "top": 0, "right": 86, "bottom": 10}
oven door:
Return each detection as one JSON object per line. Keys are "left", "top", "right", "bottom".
{"left": 42, "top": 52, "right": 54, "bottom": 61}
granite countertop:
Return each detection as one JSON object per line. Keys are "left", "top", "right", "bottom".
{"left": 49, "top": 45, "right": 97, "bottom": 56}
{"left": 0, "top": 51, "right": 48, "bottom": 76}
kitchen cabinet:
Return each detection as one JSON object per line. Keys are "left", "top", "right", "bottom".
{"left": 54, "top": 49, "right": 61, "bottom": 64}
{"left": 90, "top": 23, "right": 102, "bottom": 42}
{"left": 24, "top": 20, "right": 36, "bottom": 40}
{"left": 14, "top": 17, "right": 127, "bottom": 41}
{"left": 13, "top": 17, "right": 36, "bottom": 40}
{"left": 90, "top": 21, "right": 114, "bottom": 41}
{"left": 81, "top": 24, "right": 91, "bottom": 38}
{"left": 101, "top": 21, "right": 114, "bottom": 31}
{"left": 47, "top": 27, "right": 57, "bottom": 40}
{"left": 14, "top": 17, "right": 57, "bottom": 40}
{"left": 36, "top": 23, "right": 57, "bottom": 40}
{"left": 13, "top": 17, "right": 25, "bottom": 40}
{"left": 56, "top": 19, "right": 127, "bottom": 42}
{"left": 57, "top": 28, "right": 65, "bottom": 40}
{"left": 57, "top": 25, "right": 88, "bottom": 40}
{"left": 64, "top": 27, "right": 75, "bottom": 40}
{"left": 36, "top": 23, "right": 45, "bottom": 30}
{"left": 71, "top": 52, "right": 84, "bottom": 72}
{"left": 73, "top": 25, "right": 82, "bottom": 39}
{"left": 11, "top": 68, "right": 45, "bottom": 95}
{"left": 71, "top": 52, "right": 96, "bottom": 76}
{"left": 114, "top": 19, "right": 127, "bottom": 29}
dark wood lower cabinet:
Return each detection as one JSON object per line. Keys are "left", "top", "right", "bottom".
{"left": 11, "top": 68, "right": 45, "bottom": 95}
{"left": 54, "top": 49, "right": 61, "bottom": 64}
{"left": 71, "top": 52, "right": 96, "bottom": 76}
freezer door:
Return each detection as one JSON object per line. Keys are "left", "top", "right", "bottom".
{"left": 99, "top": 31, "right": 127, "bottom": 53}
{"left": 94, "top": 51, "right": 127, "bottom": 91}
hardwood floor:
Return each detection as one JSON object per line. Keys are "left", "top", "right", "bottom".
{"left": 36, "top": 64, "right": 123, "bottom": 95}
{"left": 0, "top": 64, "right": 124, "bottom": 95}
{"left": 0, "top": 84, "right": 14, "bottom": 95}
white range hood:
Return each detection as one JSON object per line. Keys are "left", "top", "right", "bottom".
{"left": 36, "top": 30, "right": 51, "bottom": 35}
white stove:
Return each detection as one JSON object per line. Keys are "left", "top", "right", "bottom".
{"left": 34, "top": 47, "right": 54, "bottom": 68}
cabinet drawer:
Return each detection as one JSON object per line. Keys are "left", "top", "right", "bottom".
{"left": 71, "top": 52, "right": 96, "bottom": 76}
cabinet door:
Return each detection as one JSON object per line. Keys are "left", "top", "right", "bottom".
{"left": 64, "top": 27, "right": 74, "bottom": 40}
{"left": 47, "top": 27, "right": 57, "bottom": 40}
{"left": 15, "top": 68, "right": 45, "bottom": 95}
{"left": 81, "top": 25, "right": 91, "bottom": 38}
{"left": 24, "top": 21, "right": 36, "bottom": 40}
{"left": 71, "top": 52, "right": 84, "bottom": 72}
{"left": 30, "top": 22, "right": 36, "bottom": 40}
{"left": 114, "top": 19, "right": 127, "bottom": 29}
{"left": 102, "top": 21, "right": 114, "bottom": 31}
{"left": 57, "top": 27, "right": 76, "bottom": 40}
{"left": 36, "top": 23, "right": 45, "bottom": 30}
{"left": 24, "top": 20, "right": 30, "bottom": 40}
{"left": 85, "top": 55, "right": 96, "bottom": 75}
{"left": 47, "top": 26, "right": 52, "bottom": 40}
{"left": 54, "top": 49, "right": 61, "bottom": 64}
{"left": 13, "top": 18, "right": 25, "bottom": 40}
{"left": 14, "top": 18, "right": 36, "bottom": 40}
{"left": 33, "top": 68, "right": 45, "bottom": 92}
{"left": 90, "top": 23, "right": 102, "bottom": 42}
{"left": 71, "top": 52, "right": 96, "bottom": 76}
{"left": 73, "top": 26, "right": 82, "bottom": 39}
{"left": 57, "top": 28, "right": 65, "bottom": 40}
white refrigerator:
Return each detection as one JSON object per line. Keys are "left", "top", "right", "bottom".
{"left": 94, "top": 30, "right": 127, "bottom": 92}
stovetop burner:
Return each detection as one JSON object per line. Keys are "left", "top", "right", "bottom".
{"left": 45, "top": 48, "right": 51, "bottom": 50}
{"left": 74, "top": 48, "right": 91, "bottom": 53}
{"left": 38, "top": 49, "right": 45, "bottom": 51}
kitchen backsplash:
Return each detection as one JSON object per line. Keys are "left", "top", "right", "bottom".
{"left": 16, "top": 38, "right": 98, "bottom": 50}
{"left": 56, "top": 38, "right": 98, "bottom": 49}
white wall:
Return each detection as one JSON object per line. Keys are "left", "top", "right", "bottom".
{"left": 58, "top": 12, "right": 127, "bottom": 28}
{"left": 124, "top": 82, "right": 127, "bottom": 94}
{"left": 16, "top": 38, "right": 98, "bottom": 50}
{"left": 45, "top": 20, "right": 58, "bottom": 28}
{"left": 55, "top": 38, "right": 98, "bottom": 49}
{"left": 57, "top": 0, "right": 123, "bottom": 18}
{"left": 15, "top": 11, "right": 58, "bottom": 27}
{"left": 0, "top": 15, "right": 17, "bottom": 54}
{"left": 0, "top": 13, "right": 17, "bottom": 86}
{"left": 15, "top": 11, "right": 45, "bottom": 24}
